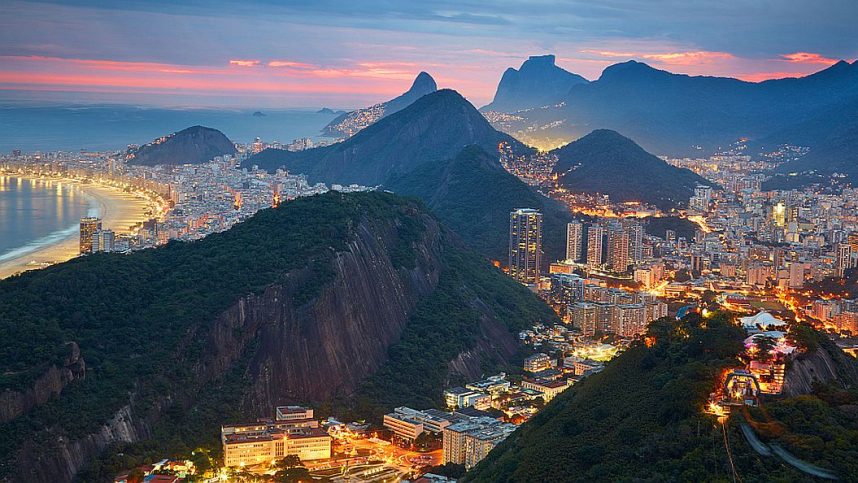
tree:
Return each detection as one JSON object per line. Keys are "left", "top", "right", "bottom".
{"left": 754, "top": 336, "right": 777, "bottom": 363}
{"left": 274, "top": 455, "right": 309, "bottom": 482}
{"left": 414, "top": 431, "right": 435, "bottom": 450}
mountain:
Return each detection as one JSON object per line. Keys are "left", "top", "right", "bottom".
{"left": 550, "top": 129, "right": 714, "bottom": 209}
{"left": 0, "top": 191, "right": 558, "bottom": 481}
{"left": 497, "top": 59, "right": 858, "bottom": 156}
{"left": 385, "top": 145, "right": 576, "bottom": 263}
{"left": 465, "top": 313, "right": 858, "bottom": 482}
{"left": 322, "top": 72, "right": 438, "bottom": 137}
{"left": 482, "top": 54, "right": 588, "bottom": 112}
{"left": 770, "top": 98, "right": 858, "bottom": 182}
{"left": 316, "top": 107, "right": 345, "bottom": 115}
{"left": 245, "top": 89, "right": 531, "bottom": 186}
{"left": 125, "top": 125, "right": 236, "bottom": 166}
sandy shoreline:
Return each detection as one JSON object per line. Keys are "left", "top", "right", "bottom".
{"left": 0, "top": 178, "right": 157, "bottom": 279}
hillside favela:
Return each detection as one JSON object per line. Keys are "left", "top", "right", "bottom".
{"left": 2, "top": 2, "right": 858, "bottom": 482}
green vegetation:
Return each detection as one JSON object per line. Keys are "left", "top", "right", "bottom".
{"left": 0, "top": 190, "right": 559, "bottom": 480}
{"left": 552, "top": 129, "right": 715, "bottom": 210}
{"left": 762, "top": 386, "right": 858, "bottom": 478}
{"left": 465, "top": 313, "right": 752, "bottom": 482}
{"left": 644, "top": 215, "right": 698, "bottom": 241}
{"left": 0, "top": 192, "right": 434, "bottom": 477}
{"left": 386, "top": 145, "right": 575, "bottom": 263}
{"left": 354, "top": 241, "right": 559, "bottom": 419}
{"left": 127, "top": 125, "right": 236, "bottom": 166}
{"left": 246, "top": 89, "right": 529, "bottom": 186}
{"left": 466, "top": 312, "right": 858, "bottom": 481}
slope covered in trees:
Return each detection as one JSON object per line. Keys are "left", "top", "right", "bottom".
{"left": 465, "top": 313, "right": 858, "bottom": 482}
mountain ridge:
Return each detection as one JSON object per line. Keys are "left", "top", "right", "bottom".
{"left": 550, "top": 129, "right": 715, "bottom": 209}
{"left": 0, "top": 191, "right": 558, "bottom": 481}
{"left": 246, "top": 89, "right": 531, "bottom": 186}
{"left": 322, "top": 71, "right": 438, "bottom": 137}
{"left": 482, "top": 54, "right": 588, "bottom": 112}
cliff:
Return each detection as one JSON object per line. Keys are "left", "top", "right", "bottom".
{"left": 0, "top": 192, "right": 557, "bottom": 481}
{"left": 783, "top": 332, "right": 858, "bottom": 397}
{"left": 0, "top": 343, "right": 85, "bottom": 424}
{"left": 483, "top": 54, "right": 588, "bottom": 112}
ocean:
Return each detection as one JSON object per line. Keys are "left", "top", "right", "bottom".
{"left": 0, "top": 105, "right": 340, "bottom": 153}
{"left": 0, "top": 176, "right": 99, "bottom": 263}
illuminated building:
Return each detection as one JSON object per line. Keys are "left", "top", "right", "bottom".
{"left": 441, "top": 388, "right": 490, "bottom": 410}
{"left": 608, "top": 228, "right": 630, "bottom": 272}
{"left": 849, "top": 232, "right": 858, "bottom": 256}
{"left": 91, "top": 229, "right": 115, "bottom": 253}
{"left": 276, "top": 406, "right": 314, "bottom": 422}
{"left": 442, "top": 417, "right": 516, "bottom": 469}
{"left": 566, "top": 221, "right": 583, "bottom": 262}
{"left": 628, "top": 224, "right": 643, "bottom": 263}
{"left": 788, "top": 262, "right": 805, "bottom": 288}
{"left": 570, "top": 302, "right": 597, "bottom": 337}
{"left": 222, "top": 423, "right": 330, "bottom": 467}
{"left": 586, "top": 225, "right": 604, "bottom": 269}
{"left": 523, "top": 353, "right": 552, "bottom": 373}
{"left": 509, "top": 209, "right": 542, "bottom": 284}
{"left": 79, "top": 217, "right": 102, "bottom": 254}
{"left": 772, "top": 201, "right": 786, "bottom": 227}
{"left": 836, "top": 243, "right": 852, "bottom": 277}
{"left": 383, "top": 407, "right": 462, "bottom": 442}
{"left": 520, "top": 378, "right": 571, "bottom": 402}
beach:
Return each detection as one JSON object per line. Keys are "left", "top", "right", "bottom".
{"left": 0, "top": 180, "right": 157, "bottom": 279}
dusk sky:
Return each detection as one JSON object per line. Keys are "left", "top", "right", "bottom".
{"left": 2, "top": 0, "right": 857, "bottom": 108}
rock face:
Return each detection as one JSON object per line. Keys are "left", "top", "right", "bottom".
{"left": 0, "top": 342, "right": 85, "bottom": 424}
{"left": 215, "top": 217, "right": 444, "bottom": 413}
{"left": 783, "top": 337, "right": 858, "bottom": 397}
{"left": 126, "top": 125, "right": 236, "bottom": 166}
{"left": 8, "top": 210, "right": 444, "bottom": 482}
{"left": 483, "top": 54, "right": 588, "bottom": 112}
{"left": 2, "top": 193, "right": 557, "bottom": 482}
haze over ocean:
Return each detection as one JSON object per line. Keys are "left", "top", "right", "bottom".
{"left": 0, "top": 106, "right": 340, "bottom": 153}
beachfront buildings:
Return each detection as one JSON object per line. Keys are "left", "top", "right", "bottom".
{"left": 79, "top": 217, "right": 101, "bottom": 254}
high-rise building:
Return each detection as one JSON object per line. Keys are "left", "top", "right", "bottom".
{"left": 91, "top": 229, "right": 115, "bottom": 253}
{"left": 608, "top": 228, "right": 630, "bottom": 272}
{"left": 586, "top": 225, "right": 604, "bottom": 269}
{"left": 79, "top": 217, "right": 102, "bottom": 254}
{"left": 566, "top": 221, "right": 583, "bottom": 262}
{"left": 509, "top": 209, "right": 542, "bottom": 284}
{"left": 628, "top": 224, "right": 643, "bottom": 264}
{"left": 837, "top": 243, "right": 852, "bottom": 277}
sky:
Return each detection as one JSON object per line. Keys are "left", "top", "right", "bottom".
{"left": 1, "top": 0, "right": 857, "bottom": 109}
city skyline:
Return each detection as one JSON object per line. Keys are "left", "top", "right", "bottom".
{"left": 2, "top": 0, "right": 858, "bottom": 107}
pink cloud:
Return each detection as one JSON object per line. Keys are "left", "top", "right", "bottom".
{"left": 780, "top": 52, "right": 838, "bottom": 65}
{"left": 228, "top": 59, "right": 260, "bottom": 67}
{"left": 267, "top": 60, "right": 316, "bottom": 69}
{"left": 642, "top": 51, "right": 735, "bottom": 65}
{"left": 579, "top": 49, "right": 735, "bottom": 65}
{"left": 737, "top": 71, "right": 807, "bottom": 82}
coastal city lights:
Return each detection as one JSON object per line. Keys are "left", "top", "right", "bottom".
{"left": 2, "top": 1, "right": 858, "bottom": 482}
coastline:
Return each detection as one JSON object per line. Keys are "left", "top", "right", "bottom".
{"left": 0, "top": 178, "right": 157, "bottom": 280}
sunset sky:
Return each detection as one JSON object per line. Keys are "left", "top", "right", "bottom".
{"left": 2, "top": 0, "right": 857, "bottom": 108}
